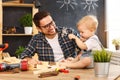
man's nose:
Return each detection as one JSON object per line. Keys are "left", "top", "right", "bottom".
{"left": 48, "top": 24, "right": 54, "bottom": 29}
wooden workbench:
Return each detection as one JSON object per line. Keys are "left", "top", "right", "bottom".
{"left": 0, "top": 64, "right": 120, "bottom": 80}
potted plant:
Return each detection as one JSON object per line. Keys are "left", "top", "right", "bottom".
{"left": 19, "top": 13, "right": 33, "bottom": 34}
{"left": 112, "top": 38, "right": 120, "bottom": 50}
{"left": 15, "top": 46, "right": 25, "bottom": 58}
{"left": 92, "top": 49, "right": 112, "bottom": 77}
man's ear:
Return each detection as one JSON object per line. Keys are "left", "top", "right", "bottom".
{"left": 36, "top": 27, "right": 42, "bottom": 32}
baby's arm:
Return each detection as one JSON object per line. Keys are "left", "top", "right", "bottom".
{"left": 68, "top": 34, "right": 87, "bottom": 50}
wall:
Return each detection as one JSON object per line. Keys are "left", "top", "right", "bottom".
{"left": 39, "top": 0, "right": 106, "bottom": 47}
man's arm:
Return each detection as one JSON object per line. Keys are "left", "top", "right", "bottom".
{"left": 21, "top": 36, "right": 37, "bottom": 59}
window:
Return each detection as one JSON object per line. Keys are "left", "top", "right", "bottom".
{"left": 106, "top": 0, "right": 120, "bottom": 50}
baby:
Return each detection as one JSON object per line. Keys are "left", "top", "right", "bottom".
{"left": 60, "top": 15, "right": 102, "bottom": 69}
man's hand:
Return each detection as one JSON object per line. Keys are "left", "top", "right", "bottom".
{"left": 28, "top": 58, "right": 42, "bottom": 65}
{"left": 23, "top": 58, "right": 42, "bottom": 68}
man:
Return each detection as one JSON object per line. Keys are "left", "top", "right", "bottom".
{"left": 21, "top": 11, "right": 80, "bottom": 65}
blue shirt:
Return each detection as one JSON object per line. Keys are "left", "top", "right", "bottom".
{"left": 21, "top": 27, "right": 80, "bottom": 62}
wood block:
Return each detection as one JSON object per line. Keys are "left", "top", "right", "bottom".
{"left": 38, "top": 71, "right": 59, "bottom": 78}
{"left": 114, "top": 75, "right": 120, "bottom": 80}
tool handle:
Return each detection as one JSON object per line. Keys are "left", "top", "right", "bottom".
{"left": 0, "top": 43, "right": 9, "bottom": 51}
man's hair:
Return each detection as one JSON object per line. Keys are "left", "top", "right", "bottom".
{"left": 77, "top": 15, "right": 98, "bottom": 31}
{"left": 33, "top": 11, "right": 50, "bottom": 27}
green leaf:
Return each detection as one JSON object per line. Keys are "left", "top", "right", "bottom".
{"left": 19, "top": 13, "right": 32, "bottom": 27}
{"left": 92, "top": 49, "right": 112, "bottom": 62}
{"left": 15, "top": 46, "right": 25, "bottom": 56}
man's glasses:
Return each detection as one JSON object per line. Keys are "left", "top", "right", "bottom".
{"left": 40, "top": 21, "right": 55, "bottom": 29}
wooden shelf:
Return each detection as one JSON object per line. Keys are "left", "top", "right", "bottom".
{"left": 2, "top": 2, "right": 34, "bottom": 7}
{"left": 0, "top": 1, "right": 38, "bottom": 56}
{"left": 2, "top": 34, "right": 33, "bottom": 36}
{"left": 0, "top": 0, "right": 38, "bottom": 44}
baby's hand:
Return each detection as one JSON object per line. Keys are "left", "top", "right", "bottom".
{"left": 80, "top": 37, "right": 86, "bottom": 41}
{"left": 68, "top": 34, "right": 76, "bottom": 40}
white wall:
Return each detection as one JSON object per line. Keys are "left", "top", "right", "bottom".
{"left": 106, "top": 0, "right": 120, "bottom": 50}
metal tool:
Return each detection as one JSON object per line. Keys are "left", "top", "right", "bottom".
{"left": 0, "top": 60, "right": 28, "bottom": 71}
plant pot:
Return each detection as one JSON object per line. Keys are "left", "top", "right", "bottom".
{"left": 115, "top": 45, "right": 120, "bottom": 50}
{"left": 94, "top": 62, "right": 110, "bottom": 77}
{"left": 24, "top": 27, "right": 32, "bottom": 34}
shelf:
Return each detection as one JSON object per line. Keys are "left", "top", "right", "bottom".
{"left": 2, "top": 34, "right": 33, "bottom": 36}
{"left": 0, "top": 0, "right": 38, "bottom": 55}
{"left": 2, "top": 2, "right": 34, "bottom": 7}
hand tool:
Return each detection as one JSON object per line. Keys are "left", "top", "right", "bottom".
{"left": 0, "top": 60, "right": 28, "bottom": 71}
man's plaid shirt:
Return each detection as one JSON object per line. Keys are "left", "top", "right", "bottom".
{"left": 21, "top": 27, "right": 80, "bottom": 61}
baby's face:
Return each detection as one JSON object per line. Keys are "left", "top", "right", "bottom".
{"left": 78, "top": 24, "right": 94, "bottom": 40}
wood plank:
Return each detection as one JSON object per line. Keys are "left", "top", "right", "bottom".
{"left": 0, "top": 64, "right": 120, "bottom": 80}
{"left": 0, "top": 0, "right": 2, "bottom": 44}
{"left": 2, "top": 2, "right": 34, "bottom": 7}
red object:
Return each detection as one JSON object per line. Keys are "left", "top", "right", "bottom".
{"left": 74, "top": 75, "right": 80, "bottom": 80}
{"left": 59, "top": 69, "right": 69, "bottom": 73}
{"left": 0, "top": 63, "right": 4, "bottom": 71}
{"left": 0, "top": 61, "right": 28, "bottom": 71}
{"left": 20, "top": 60, "right": 28, "bottom": 71}
{"left": 0, "top": 43, "right": 9, "bottom": 51}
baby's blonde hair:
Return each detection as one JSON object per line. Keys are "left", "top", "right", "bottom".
{"left": 77, "top": 15, "right": 98, "bottom": 31}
